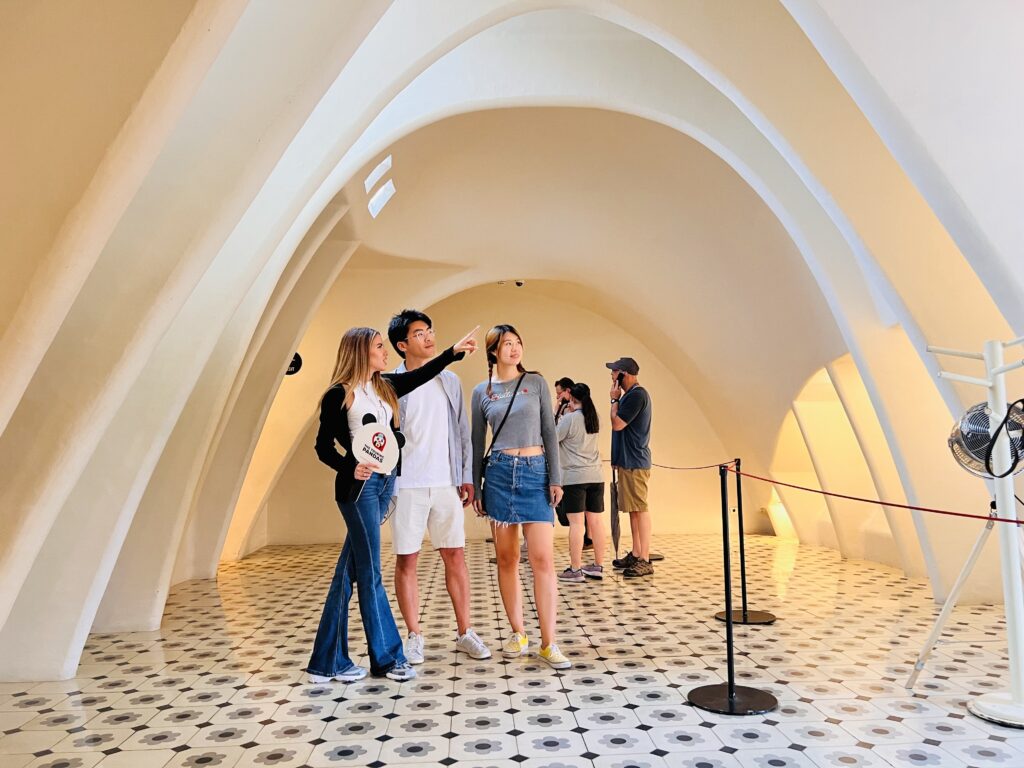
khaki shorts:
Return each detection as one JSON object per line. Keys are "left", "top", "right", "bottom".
{"left": 616, "top": 468, "right": 650, "bottom": 513}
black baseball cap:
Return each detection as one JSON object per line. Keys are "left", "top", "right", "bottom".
{"left": 605, "top": 357, "right": 639, "bottom": 375}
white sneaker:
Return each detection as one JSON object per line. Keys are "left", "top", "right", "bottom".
{"left": 386, "top": 662, "right": 417, "bottom": 681}
{"left": 456, "top": 629, "right": 492, "bottom": 660}
{"left": 405, "top": 632, "right": 425, "bottom": 665}
{"left": 335, "top": 666, "right": 368, "bottom": 683}
{"left": 307, "top": 666, "right": 367, "bottom": 684}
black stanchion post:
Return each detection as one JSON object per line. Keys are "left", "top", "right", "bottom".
{"left": 715, "top": 458, "right": 777, "bottom": 626}
{"left": 722, "top": 465, "right": 736, "bottom": 701}
{"left": 737, "top": 457, "right": 749, "bottom": 619}
{"left": 689, "top": 465, "right": 778, "bottom": 715}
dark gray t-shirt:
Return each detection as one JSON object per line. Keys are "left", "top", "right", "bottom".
{"left": 611, "top": 384, "right": 651, "bottom": 469}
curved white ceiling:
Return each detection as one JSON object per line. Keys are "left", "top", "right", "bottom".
{"left": 346, "top": 106, "right": 846, "bottom": 457}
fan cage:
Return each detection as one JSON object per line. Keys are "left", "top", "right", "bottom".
{"left": 948, "top": 402, "right": 1024, "bottom": 478}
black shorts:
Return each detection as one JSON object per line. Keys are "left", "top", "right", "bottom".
{"left": 562, "top": 482, "right": 605, "bottom": 514}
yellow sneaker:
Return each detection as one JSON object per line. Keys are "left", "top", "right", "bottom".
{"left": 502, "top": 631, "right": 529, "bottom": 658}
{"left": 539, "top": 643, "right": 572, "bottom": 669}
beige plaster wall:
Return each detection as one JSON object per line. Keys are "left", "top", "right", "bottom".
{"left": 792, "top": 381, "right": 900, "bottom": 568}
{"left": 784, "top": 0, "right": 1024, "bottom": 333}
{"left": 0, "top": 0, "right": 196, "bottom": 330}
{"left": 771, "top": 410, "right": 839, "bottom": 551}
{"left": 828, "top": 354, "right": 927, "bottom": 578}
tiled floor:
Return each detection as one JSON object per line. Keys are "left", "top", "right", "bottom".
{"left": 2, "top": 534, "right": 1023, "bottom": 768}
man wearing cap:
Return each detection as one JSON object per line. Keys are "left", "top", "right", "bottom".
{"left": 607, "top": 357, "right": 654, "bottom": 577}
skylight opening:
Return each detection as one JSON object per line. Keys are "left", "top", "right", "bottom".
{"left": 367, "top": 178, "right": 396, "bottom": 219}
{"left": 364, "top": 154, "right": 392, "bottom": 194}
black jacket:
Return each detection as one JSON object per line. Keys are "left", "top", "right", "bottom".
{"left": 315, "top": 346, "right": 464, "bottom": 502}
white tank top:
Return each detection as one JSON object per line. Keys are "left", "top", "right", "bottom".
{"left": 346, "top": 382, "right": 394, "bottom": 440}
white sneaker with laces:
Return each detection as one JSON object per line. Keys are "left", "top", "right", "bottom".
{"left": 386, "top": 662, "right": 417, "bottom": 681}
{"left": 335, "top": 666, "right": 368, "bottom": 683}
{"left": 405, "top": 632, "right": 425, "bottom": 665}
{"left": 307, "top": 665, "right": 367, "bottom": 684}
{"left": 455, "top": 628, "right": 492, "bottom": 660}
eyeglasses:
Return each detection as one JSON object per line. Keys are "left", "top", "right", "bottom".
{"left": 406, "top": 328, "right": 435, "bottom": 342}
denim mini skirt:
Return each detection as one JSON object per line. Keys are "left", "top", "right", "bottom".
{"left": 483, "top": 452, "right": 554, "bottom": 525}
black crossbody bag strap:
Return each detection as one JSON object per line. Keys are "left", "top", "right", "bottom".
{"left": 482, "top": 373, "right": 527, "bottom": 470}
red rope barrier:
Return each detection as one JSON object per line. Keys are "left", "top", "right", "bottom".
{"left": 653, "top": 460, "right": 737, "bottom": 471}
{"left": 725, "top": 465, "right": 1022, "bottom": 526}
{"left": 602, "top": 459, "right": 737, "bottom": 471}
{"left": 602, "top": 456, "right": 1019, "bottom": 526}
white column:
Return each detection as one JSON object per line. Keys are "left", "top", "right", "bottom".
{"left": 969, "top": 340, "right": 1024, "bottom": 725}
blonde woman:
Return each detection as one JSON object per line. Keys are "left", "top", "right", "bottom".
{"left": 471, "top": 324, "right": 569, "bottom": 669}
{"left": 307, "top": 325, "right": 477, "bottom": 683}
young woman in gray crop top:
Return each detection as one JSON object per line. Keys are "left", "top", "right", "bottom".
{"left": 470, "top": 324, "right": 569, "bottom": 670}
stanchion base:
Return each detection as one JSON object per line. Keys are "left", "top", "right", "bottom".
{"left": 688, "top": 683, "right": 778, "bottom": 715}
{"left": 714, "top": 609, "right": 777, "bottom": 625}
{"left": 967, "top": 692, "right": 1024, "bottom": 728}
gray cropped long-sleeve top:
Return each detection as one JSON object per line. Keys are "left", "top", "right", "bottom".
{"left": 470, "top": 372, "right": 562, "bottom": 494}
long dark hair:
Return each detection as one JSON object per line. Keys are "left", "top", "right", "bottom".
{"left": 570, "top": 383, "right": 599, "bottom": 434}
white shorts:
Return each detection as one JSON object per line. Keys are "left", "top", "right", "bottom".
{"left": 391, "top": 486, "right": 466, "bottom": 555}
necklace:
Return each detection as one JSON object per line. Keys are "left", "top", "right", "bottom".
{"left": 361, "top": 381, "right": 390, "bottom": 425}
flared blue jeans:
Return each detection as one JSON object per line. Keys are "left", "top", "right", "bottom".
{"left": 307, "top": 471, "right": 405, "bottom": 677}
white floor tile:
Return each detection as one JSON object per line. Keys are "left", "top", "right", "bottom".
{"left": 2, "top": 536, "right": 1020, "bottom": 767}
